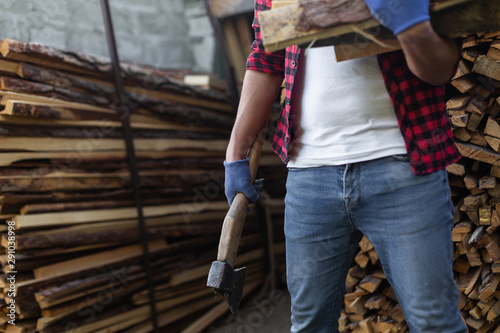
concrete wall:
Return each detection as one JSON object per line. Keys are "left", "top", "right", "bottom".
{"left": 0, "top": 0, "right": 216, "bottom": 73}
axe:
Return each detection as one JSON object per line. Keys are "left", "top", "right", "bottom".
{"left": 207, "top": 125, "right": 267, "bottom": 314}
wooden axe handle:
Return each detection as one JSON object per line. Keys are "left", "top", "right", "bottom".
{"left": 217, "top": 126, "right": 267, "bottom": 266}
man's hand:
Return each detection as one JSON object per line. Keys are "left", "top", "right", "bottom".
{"left": 224, "top": 158, "right": 263, "bottom": 206}
{"left": 364, "top": 0, "right": 430, "bottom": 35}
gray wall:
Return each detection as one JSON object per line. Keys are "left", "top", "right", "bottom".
{"left": 0, "top": 0, "right": 216, "bottom": 73}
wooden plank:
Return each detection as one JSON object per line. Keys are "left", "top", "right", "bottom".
{"left": 0, "top": 107, "right": 224, "bottom": 132}
{"left": 0, "top": 150, "right": 224, "bottom": 167}
{"left": 0, "top": 176, "right": 127, "bottom": 193}
{"left": 3, "top": 100, "right": 115, "bottom": 118}
{"left": 0, "top": 59, "right": 22, "bottom": 76}
{"left": 34, "top": 266, "right": 143, "bottom": 309}
{"left": 33, "top": 239, "right": 167, "bottom": 279}
{"left": 17, "top": 61, "right": 116, "bottom": 96}
{"left": 10, "top": 224, "right": 221, "bottom": 252}
{"left": 0, "top": 91, "right": 112, "bottom": 112}
{"left": 0, "top": 136, "right": 227, "bottom": 152}
{"left": 4, "top": 211, "right": 226, "bottom": 250}
{"left": 0, "top": 168, "right": 210, "bottom": 180}
{"left": 13, "top": 201, "right": 227, "bottom": 229}
{"left": 0, "top": 76, "right": 110, "bottom": 106}
{"left": 126, "top": 84, "right": 233, "bottom": 113}
{"left": 0, "top": 39, "right": 110, "bottom": 78}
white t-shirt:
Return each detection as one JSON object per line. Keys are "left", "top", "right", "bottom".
{"left": 287, "top": 46, "right": 407, "bottom": 168}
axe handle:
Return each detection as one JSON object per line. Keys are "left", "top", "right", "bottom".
{"left": 217, "top": 125, "right": 267, "bottom": 266}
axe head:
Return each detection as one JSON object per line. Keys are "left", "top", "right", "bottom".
{"left": 207, "top": 261, "right": 246, "bottom": 314}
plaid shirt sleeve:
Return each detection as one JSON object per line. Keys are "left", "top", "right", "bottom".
{"left": 377, "top": 51, "right": 461, "bottom": 175}
{"left": 246, "top": 0, "right": 286, "bottom": 77}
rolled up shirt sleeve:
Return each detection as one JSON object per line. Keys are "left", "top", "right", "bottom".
{"left": 246, "top": 0, "right": 285, "bottom": 77}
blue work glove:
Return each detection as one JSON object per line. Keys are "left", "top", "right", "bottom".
{"left": 364, "top": 0, "right": 430, "bottom": 35}
{"left": 224, "top": 158, "right": 263, "bottom": 206}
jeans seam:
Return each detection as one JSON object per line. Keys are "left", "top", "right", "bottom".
{"left": 343, "top": 164, "right": 359, "bottom": 229}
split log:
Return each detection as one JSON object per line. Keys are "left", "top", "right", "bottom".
{"left": 259, "top": 0, "right": 500, "bottom": 59}
{"left": 473, "top": 55, "right": 500, "bottom": 81}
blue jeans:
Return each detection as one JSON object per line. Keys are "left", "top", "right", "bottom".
{"left": 284, "top": 155, "right": 467, "bottom": 333}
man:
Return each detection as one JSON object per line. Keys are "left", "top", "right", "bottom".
{"left": 223, "top": 0, "right": 468, "bottom": 332}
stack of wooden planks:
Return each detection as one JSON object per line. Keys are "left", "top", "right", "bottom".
{"left": 0, "top": 38, "right": 287, "bottom": 332}
{"left": 338, "top": 32, "right": 500, "bottom": 333}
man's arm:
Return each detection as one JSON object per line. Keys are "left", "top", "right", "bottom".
{"left": 397, "top": 21, "right": 460, "bottom": 86}
{"left": 225, "top": 69, "right": 283, "bottom": 162}
{"left": 363, "top": 0, "right": 460, "bottom": 85}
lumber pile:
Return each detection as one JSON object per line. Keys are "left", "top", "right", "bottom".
{"left": 0, "top": 38, "right": 288, "bottom": 332}
{"left": 338, "top": 32, "right": 500, "bottom": 333}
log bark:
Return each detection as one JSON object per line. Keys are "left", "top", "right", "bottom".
{"left": 0, "top": 39, "right": 230, "bottom": 104}
{"left": 297, "top": 0, "right": 371, "bottom": 32}
{"left": 1, "top": 77, "right": 110, "bottom": 106}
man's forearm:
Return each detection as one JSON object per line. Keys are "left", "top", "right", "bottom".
{"left": 397, "top": 21, "right": 460, "bottom": 86}
{"left": 225, "top": 70, "right": 283, "bottom": 162}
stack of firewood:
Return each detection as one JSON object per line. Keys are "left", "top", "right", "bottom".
{"left": 339, "top": 32, "right": 500, "bottom": 333}
{"left": 0, "top": 38, "right": 287, "bottom": 332}
{"left": 447, "top": 30, "right": 500, "bottom": 333}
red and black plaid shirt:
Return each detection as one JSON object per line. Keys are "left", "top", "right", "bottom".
{"left": 247, "top": 0, "right": 461, "bottom": 175}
